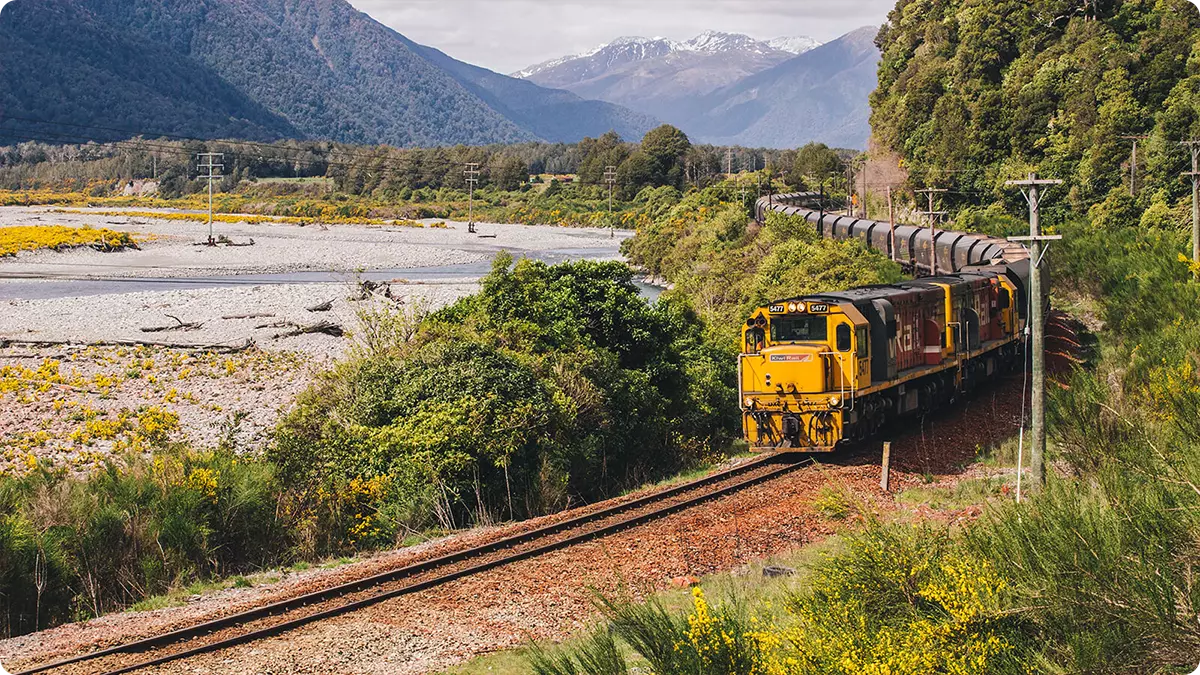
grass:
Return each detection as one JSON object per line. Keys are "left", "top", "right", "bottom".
{"left": 896, "top": 475, "right": 1018, "bottom": 511}
{"left": 0, "top": 224, "right": 139, "bottom": 256}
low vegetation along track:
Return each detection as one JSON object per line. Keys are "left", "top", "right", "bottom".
{"left": 15, "top": 453, "right": 809, "bottom": 675}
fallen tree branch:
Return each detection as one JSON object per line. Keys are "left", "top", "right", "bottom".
{"left": 0, "top": 337, "right": 255, "bottom": 353}
{"left": 141, "top": 314, "right": 203, "bottom": 333}
{"left": 272, "top": 321, "right": 344, "bottom": 339}
{"left": 222, "top": 313, "right": 276, "bottom": 320}
{"left": 307, "top": 300, "right": 334, "bottom": 313}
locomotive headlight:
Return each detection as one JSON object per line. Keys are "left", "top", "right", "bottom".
{"left": 796, "top": 302, "right": 806, "bottom": 313}
{"left": 829, "top": 395, "right": 842, "bottom": 408}
{"left": 787, "top": 303, "right": 797, "bottom": 313}
{"left": 744, "top": 397, "right": 754, "bottom": 408}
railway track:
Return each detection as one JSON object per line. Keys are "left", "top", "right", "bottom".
{"left": 15, "top": 452, "right": 810, "bottom": 675}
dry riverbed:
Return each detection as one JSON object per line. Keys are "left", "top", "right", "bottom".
{"left": 0, "top": 206, "right": 628, "bottom": 473}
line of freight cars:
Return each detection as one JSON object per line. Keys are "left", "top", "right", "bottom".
{"left": 740, "top": 193, "right": 1035, "bottom": 452}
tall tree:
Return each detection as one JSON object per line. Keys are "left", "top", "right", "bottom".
{"left": 641, "top": 125, "right": 692, "bottom": 189}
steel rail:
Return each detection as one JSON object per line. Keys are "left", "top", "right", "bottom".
{"left": 17, "top": 453, "right": 807, "bottom": 675}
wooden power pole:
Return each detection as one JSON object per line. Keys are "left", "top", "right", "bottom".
{"left": 915, "top": 188, "right": 948, "bottom": 276}
{"left": 197, "top": 152, "right": 224, "bottom": 246}
{"left": 1120, "top": 135, "right": 1149, "bottom": 197}
{"left": 604, "top": 165, "right": 617, "bottom": 239}
{"left": 1007, "top": 173, "right": 1063, "bottom": 490}
{"left": 464, "top": 162, "right": 480, "bottom": 234}
{"left": 1182, "top": 141, "right": 1200, "bottom": 281}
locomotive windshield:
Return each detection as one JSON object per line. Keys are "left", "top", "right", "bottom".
{"left": 770, "top": 316, "right": 828, "bottom": 343}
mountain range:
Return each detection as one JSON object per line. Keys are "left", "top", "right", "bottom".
{"left": 516, "top": 31, "right": 818, "bottom": 124}
{"left": 517, "top": 28, "right": 880, "bottom": 149}
{"left": 0, "top": 0, "right": 658, "bottom": 147}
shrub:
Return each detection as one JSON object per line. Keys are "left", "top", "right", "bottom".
{"left": 273, "top": 255, "right": 738, "bottom": 539}
{"left": 0, "top": 448, "right": 284, "bottom": 636}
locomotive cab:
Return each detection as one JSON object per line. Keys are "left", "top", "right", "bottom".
{"left": 740, "top": 299, "right": 870, "bottom": 452}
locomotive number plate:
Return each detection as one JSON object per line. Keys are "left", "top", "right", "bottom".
{"left": 808, "top": 303, "right": 829, "bottom": 313}
{"left": 769, "top": 304, "right": 787, "bottom": 314}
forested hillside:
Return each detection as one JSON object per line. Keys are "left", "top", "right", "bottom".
{"left": 0, "top": 0, "right": 657, "bottom": 147}
{"left": 871, "top": 0, "right": 1200, "bottom": 213}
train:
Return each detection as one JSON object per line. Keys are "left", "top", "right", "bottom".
{"left": 741, "top": 193, "right": 1033, "bottom": 452}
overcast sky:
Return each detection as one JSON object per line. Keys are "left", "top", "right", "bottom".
{"left": 348, "top": 0, "right": 896, "bottom": 73}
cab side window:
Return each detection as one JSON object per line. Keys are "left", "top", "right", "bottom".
{"left": 836, "top": 323, "right": 852, "bottom": 352}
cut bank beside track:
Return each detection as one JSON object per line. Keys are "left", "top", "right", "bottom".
{"left": 14, "top": 453, "right": 809, "bottom": 675}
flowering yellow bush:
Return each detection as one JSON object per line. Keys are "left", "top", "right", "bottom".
{"left": 0, "top": 225, "right": 139, "bottom": 256}
{"left": 562, "top": 525, "right": 1022, "bottom": 675}
{"left": 54, "top": 208, "right": 395, "bottom": 228}
{"left": 783, "top": 528, "right": 1018, "bottom": 675}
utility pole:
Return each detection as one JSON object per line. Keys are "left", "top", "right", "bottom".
{"left": 887, "top": 186, "right": 896, "bottom": 261}
{"left": 1181, "top": 141, "right": 1200, "bottom": 281}
{"left": 1120, "top": 135, "right": 1149, "bottom": 197}
{"left": 197, "top": 152, "right": 224, "bottom": 245}
{"left": 740, "top": 157, "right": 749, "bottom": 208}
{"left": 725, "top": 148, "right": 733, "bottom": 177}
{"left": 860, "top": 158, "right": 869, "bottom": 218}
{"left": 1006, "top": 173, "right": 1064, "bottom": 491}
{"left": 845, "top": 163, "right": 856, "bottom": 217}
{"left": 464, "top": 162, "right": 480, "bottom": 234}
{"left": 915, "top": 187, "right": 948, "bottom": 276}
{"left": 604, "top": 165, "right": 617, "bottom": 239}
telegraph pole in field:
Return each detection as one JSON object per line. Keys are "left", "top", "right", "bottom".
{"left": 915, "top": 187, "right": 948, "bottom": 276}
{"left": 197, "top": 152, "right": 224, "bottom": 245}
{"left": 1007, "top": 173, "right": 1063, "bottom": 492}
{"left": 1181, "top": 141, "right": 1200, "bottom": 281}
{"left": 1120, "top": 135, "right": 1149, "bottom": 197}
{"left": 604, "top": 165, "right": 617, "bottom": 239}
{"left": 464, "top": 162, "right": 480, "bottom": 234}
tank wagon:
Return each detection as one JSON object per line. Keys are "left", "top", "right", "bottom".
{"left": 742, "top": 193, "right": 1033, "bottom": 452}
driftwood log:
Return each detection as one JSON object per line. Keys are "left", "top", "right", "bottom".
{"left": 0, "top": 337, "right": 255, "bottom": 353}
{"left": 141, "top": 315, "right": 204, "bottom": 333}
{"left": 272, "top": 321, "right": 344, "bottom": 339}
{"left": 306, "top": 300, "right": 334, "bottom": 313}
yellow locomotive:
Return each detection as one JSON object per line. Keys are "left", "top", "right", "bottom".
{"left": 740, "top": 268, "right": 1028, "bottom": 452}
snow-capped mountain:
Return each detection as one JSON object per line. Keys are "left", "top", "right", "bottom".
{"left": 516, "top": 36, "right": 675, "bottom": 80}
{"left": 514, "top": 31, "right": 821, "bottom": 81}
{"left": 676, "top": 30, "right": 780, "bottom": 55}
{"left": 514, "top": 31, "right": 822, "bottom": 125}
{"left": 767, "top": 36, "right": 823, "bottom": 55}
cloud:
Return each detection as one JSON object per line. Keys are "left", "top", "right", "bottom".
{"left": 348, "top": 0, "right": 895, "bottom": 73}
